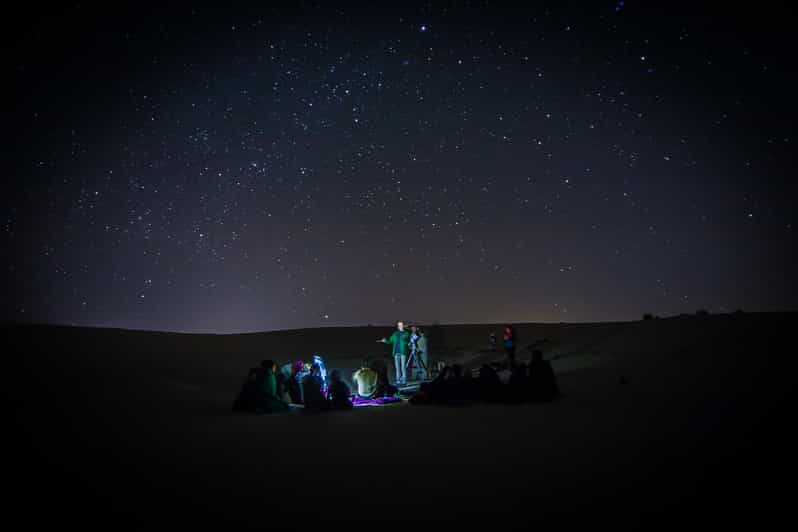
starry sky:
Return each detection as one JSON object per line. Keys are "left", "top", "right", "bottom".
{"left": 4, "top": 1, "right": 797, "bottom": 333}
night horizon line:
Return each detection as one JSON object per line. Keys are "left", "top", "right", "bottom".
{"left": 3, "top": 308, "right": 790, "bottom": 336}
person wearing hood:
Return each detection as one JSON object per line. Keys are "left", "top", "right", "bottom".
{"left": 255, "top": 360, "right": 290, "bottom": 414}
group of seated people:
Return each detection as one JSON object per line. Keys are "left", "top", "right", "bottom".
{"left": 411, "top": 349, "right": 559, "bottom": 405}
{"left": 232, "top": 356, "right": 353, "bottom": 414}
{"left": 233, "top": 348, "right": 559, "bottom": 413}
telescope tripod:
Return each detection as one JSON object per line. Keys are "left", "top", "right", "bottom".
{"left": 405, "top": 349, "right": 429, "bottom": 381}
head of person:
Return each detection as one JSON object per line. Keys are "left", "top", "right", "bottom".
{"left": 261, "top": 359, "right": 276, "bottom": 372}
{"left": 451, "top": 364, "right": 463, "bottom": 379}
{"left": 531, "top": 349, "right": 543, "bottom": 362}
{"left": 310, "top": 362, "right": 321, "bottom": 376}
{"left": 292, "top": 360, "right": 304, "bottom": 374}
{"left": 396, "top": 321, "right": 405, "bottom": 331}
{"left": 330, "top": 369, "right": 341, "bottom": 383}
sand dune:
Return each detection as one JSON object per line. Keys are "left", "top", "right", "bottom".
{"left": 6, "top": 312, "right": 795, "bottom": 528}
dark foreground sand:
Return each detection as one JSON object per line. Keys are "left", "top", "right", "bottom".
{"left": 5, "top": 313, "right": 795, "bottom": 528}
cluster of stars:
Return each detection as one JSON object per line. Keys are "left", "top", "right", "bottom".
{"left": 4, "top": 2, "right": 796, "bottom": 332}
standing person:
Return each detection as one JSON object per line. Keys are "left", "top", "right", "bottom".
{"left": 377, "top": 321, "right": 411, "bottom": 386}
{"left": 503, "top": 325, "right": 518, "bottom": 369}
{"left": 417, "top": 329, "right": 429, "bottom": 380}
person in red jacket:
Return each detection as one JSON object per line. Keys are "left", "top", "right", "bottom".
{"left": 503, "top": 325, "right": 518, "bottom": 369}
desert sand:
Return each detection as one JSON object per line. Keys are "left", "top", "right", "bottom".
{"left": 6, "top": 312, "right": 794, "bottom": 528}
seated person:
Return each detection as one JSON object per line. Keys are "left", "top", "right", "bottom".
{"left": 460, "top": 366, "right": 477, "bottom": 400}
{"left": 232, "top": 367, "right": 260, "bottom": 412}
{"left": 442, "top": 364, "right": 470, "bottom": 403}
{"left": 475, "top": 363, "right": 503, "bottom": 402}
{"left": 414, "top": 364, "right": 470, "bottom": 404}
{"left": 373, "top": 363, "right": 399, "bottom": 398}
{"left": 301, "top": 362, "right": 330, "bottom": 411}
{"left": 281, "top": 360, "right": 303, "bottom": 403}
{"left": 312, "top": 354, "right": 329, "bottom": 395}
{"left": 274, "top": 367, "right": 292, "bottom": 403}
{"left": 504, "top": 362, "right": 530, "bottom": 404}
{"left": 528, "top": 349, "right": 559, "bottom": 402}
{"left": 327, "top": 369, "right": 353, "bottom": 409}
{"left": 293, "top": 361, "right": 310, "bottom": 403}
{"left": 254, "top": 360, "right": 290, "bottom": 414}
{"left": 419, "top": 363, "right": 450, "bottom": 393}
{"left": 279, "top": 361, "right": 292, "bottom": 381}
{"left": 359, "top": 356, "right": 398, "bottom": 398}
{"left": 352, "top": 366, "right": 379, "bottom": 398}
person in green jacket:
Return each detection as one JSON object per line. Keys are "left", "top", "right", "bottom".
{"left": 255, "top": 360, "right": 290, "bottom": 414}
{"left": 377, "top": 321, "right": 411, "bottom": 386}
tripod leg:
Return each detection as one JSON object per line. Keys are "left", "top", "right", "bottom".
{"left": 405, "top": 351, "right": 417, "bottom": 381}
{"left": 417, "top": 355, "right": 428, "bottom": 380}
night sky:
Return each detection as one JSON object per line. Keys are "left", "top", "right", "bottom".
{"left": 4, "top": 2, "right": 796, "bottom": 333}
